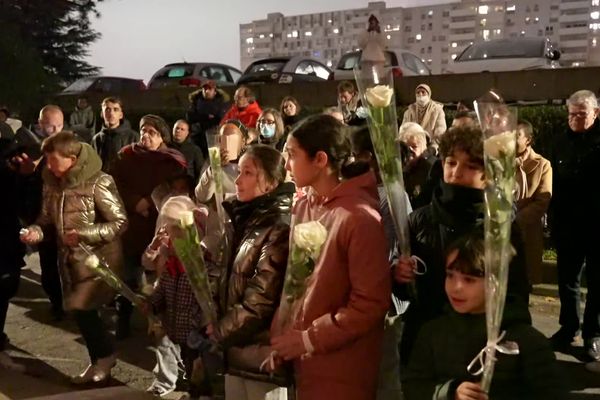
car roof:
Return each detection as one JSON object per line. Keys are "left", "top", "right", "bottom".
{"left": 163, "top": 62, "right": 240, "bottom": 70}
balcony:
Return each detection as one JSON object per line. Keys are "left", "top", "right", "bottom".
{"left": 449, "top": 32, "right": 476, "bottom": 42}
{"left": 560, "top": 51, "right": 588, "bottom": 61}
{"left": 560, "top": 39, "right": 590, "bottom": 47}
{"left": 559, "top": 13, "right": 590, "bottom": 23}
{"left": 559, "top": 26, "right": 590, "bottom": 35}
{"left": 559, "top": 1, "right": 590, "bottom": 11}
{"left": 450, "top": 20, "right": 476, "bottom": 29}
{"left": 449, "top": 8, "right": 476, "bottom": 18}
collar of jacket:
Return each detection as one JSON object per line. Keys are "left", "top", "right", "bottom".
{"left": 43, "top": 143, "right": 102, "bottom": 189}
{"left": 223, "top": 181, "right": 294, "bottom": 233}
{"left": 309, "top": 171, "right": 379, "bottom": 210}
{"left": 431, "top": 181, "right": 485, "bottom": 228}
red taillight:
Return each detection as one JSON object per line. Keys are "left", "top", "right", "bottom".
{"left": 179, "top": 78, "right": 201, "bottom": 87}
{"left": 392, "top": 68, "right": 403, "bottom": 78}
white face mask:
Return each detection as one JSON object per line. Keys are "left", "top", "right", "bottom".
{"left": 416, "top": 95, "right": 430, "bottom": 107}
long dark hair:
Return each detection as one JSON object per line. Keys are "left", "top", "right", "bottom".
{"left": 289, "top": 114, "right": 370, "bottom": 179}
{"left": 242, "top": 144, "right": 286, "bottom": 187}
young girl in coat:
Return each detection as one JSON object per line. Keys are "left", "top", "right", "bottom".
{"left": 270, "top": 115, "right": 392, "bottom": 400}
{"left": 21, "top": 132, "right": 128, "bottom": 384}
{"left": 205, "top": 144, "right": 294, "bottom": 400}
{"left": 402, "top": 230, "right": 565, "bottom": 400}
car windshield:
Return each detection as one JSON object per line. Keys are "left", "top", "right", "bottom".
{"left": 63, "top": 77, "right": 96, "bottom": 92}
{"left": 457, "top": 39, "right": 545, "bottom": 61}
{"left": 247, "top": 60, "right": 286, "bottom": 74}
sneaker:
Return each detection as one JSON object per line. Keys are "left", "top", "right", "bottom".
{"left": 0, "top": 351, "right": 26, "bottom": 373}
{"left": 586, "top": 361, "right": 600, "bottom": 374}
{"left": 146, "top": 384, "right": 175, "bottom": 397}
{"left": 550, "top": 328, "right": 578, "bottom": 351}
{"left": 585, "top": 338, "right": 600, "bottom": 362}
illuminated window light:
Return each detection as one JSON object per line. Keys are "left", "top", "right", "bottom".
{"left": 478, "top": 5, "right": 489, "bottom": 15}
{"left": 416, "top": 33, "right": 422, "bottom": 40}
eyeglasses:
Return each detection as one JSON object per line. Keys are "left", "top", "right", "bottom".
{"left": 258, "top": 119, "right": 276, "bottom": 126}
{"left": 568, "top": 111, "right": 592, "bottom": 119}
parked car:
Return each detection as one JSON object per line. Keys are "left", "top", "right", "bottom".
{"left": 147, "top": 62, "right": 242, "bottom": 89}
{"left": 445, "top": 37, "right": 561, "bottom": 74}
{"left": 332, "top": 48, "right": 431, "bottom": 80}
{"left": 60, "top": 76, "right": 146, "bottom": 95}
{"left": 238, "top": 56, "right": 332, "bottom": 85}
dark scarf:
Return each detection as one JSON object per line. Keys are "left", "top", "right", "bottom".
{"left": 431, "top": 181, "right": 485, "bottom": 228}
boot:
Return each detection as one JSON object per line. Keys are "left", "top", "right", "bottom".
{"left": 115, "top": 297, "right": 133, "bottom": 340}
{"left": 71, "top": 364, "right": 97, "bottom": 384}
{"left": 93, "top": 353, "right": 117, "bottom": 382}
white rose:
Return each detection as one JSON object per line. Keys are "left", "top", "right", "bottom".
{"left": 484, "top": 130, "right": 516, "bottom": 159}
{"left": 365, "top": 85, "right": 394, "bottom": 108}
{"left": 84, "top": 254, "right": 100, "bottom": 269}
{"left": 179, "top": 210, "right": 195, "bottom": 227}
{"left": 293, "top": 221, "right": 328, "bottom": 255}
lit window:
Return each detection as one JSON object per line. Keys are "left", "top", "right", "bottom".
{"left": 292, "top": 30, "right": 298, "bottom": 38}
{"left": 521, "top": 30, "right": 526, "bottom": 36}
{"left": 483, "top": 29, "right": 490, "bottom": 40}
{"left": 428, "top": 10, "right": 433, "bottom": 16}
{"left": 592, "top": 11, "right": 600, "bottom": 20}
{"left": 483, "top": 53, "right": 488, "bottom": 59}
{"left": 286, "top": 33, "right": 292, "bottom": 38}
{"left": 507, "top": 5, "right": 516, "bottom": 12}
{"left": 481, "top": 18, "right": 487, "bottom": 26}
{"left": 333, "top": 28, "right": 339, "bottom": 34}
{"left": 478, "top": 5, "right": 489, "bottom": 15}
{"left": 416, "top": 33, "right": 422, "bottom": 40}
{"left": 259, "top": 34, "right": 265, "bottom": 39}
{"left": 451, "top": 42, "right": 457, "bottom": 48}
{"left": 535, "top": 17, "right": 539, "bottom": 22}
{"left": 246, "top": 38, "right": 254, "bottom": 44}
{"left": 572, "top": 62, "right": 580, "bottom": 67}
{"left": 451, "top": 54, "right": 457, "bottom": 60}
{"left": 269, "top": 33, "right": 273, "bottom": 38}
{"left": 387, "top": 34, "right": 391, "bottom": 40}
{"left": 593, "top": 38, "right": 598, "bottom": 47}
{"left": 594, "top": 0, "right": 600, "bottom": 6}
{"left": 328, "top": 19, "right": 332, "bottom": 24}
{"left": 305, "top": 31, "right": 312, "bottom": 36}
{"left": 525, "top": 17, "right": 530, "bottom": 23}
{"left": 494, "top": 29, "right": 502, "bottom": 35}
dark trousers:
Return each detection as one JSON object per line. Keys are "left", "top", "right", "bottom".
{"left": 38, "top": 235, "right": 63, "bottom": 309}
{"left": 73, "top": 309, "right": 114, "bottom": 363}
{"left": 0, "top": 270, "right": 21, "bottom": 351}
{"left": 557, "top": 233, "right": 600, "bottom": 340}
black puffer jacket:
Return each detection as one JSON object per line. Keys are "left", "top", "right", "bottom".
{"left": 91, "top": 123, "right": 139, "bottom": 172}
{"left": 397, "top": 182, "right": 530, "bottom": 363}
{"left": 0, "top": 141, "right": 25, "bottom": 273}
{"left": 186, "top": 90, "right": 230, "bottom": 155}
{"left": 215, "top": 182, "right": 294, "bottom": 381}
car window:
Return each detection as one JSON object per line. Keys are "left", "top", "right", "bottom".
{"left": 295, "top": 61, "right": 317, "bottom": 76}
{"left": 412, "top": 57, "right": 430, "bottom": 75}
{"left": 309, "top": 62, "right": 331, "bottom": 79}
{"left": 337, "top": 52, "right": 360, "bottom": 70}
{"left": 228, "top": 68, "right": 242, "bottom": 82}
{"left": 91, "top": 78, "right": 122, "bottom": 93}
{"left": 402, "top": 53, "right": 421, "bottom": 74}
{"left": 155, "top": 65, "right": 195, "bottom": 79}
{"left": 247, "top": 61, "right": 286, "bottom": 74}
{"left": 456, "top": 39, "right": 545, "bottom": 62}
{"left": 200, "top": 66, "right": 229, "bottom": 83}
{"left": 63, "top": 77, "right": 96, "bottom": 93}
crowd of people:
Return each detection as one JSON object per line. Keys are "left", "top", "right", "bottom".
{"left": 0, "top": 79, "right": 598, "bottom": 400}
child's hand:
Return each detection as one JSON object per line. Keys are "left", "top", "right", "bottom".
{"left": 20, "top": 228, "right": 41, "bottom": 244}
{"left": 393, "top": 255, "right": 417, "bottom": 283}
{"left": 62, "top": 229, "right": 79, "bottom": 247}
{"left": 135, "top": 197, "right": 151, "bottom": 217}
{"left": 149, "top": 226, "right": 169, "bottom": 250}
{"left": 455, "top": 381, "right": 488, "bottom": 400}
{"left": 271, "top": 330, "right": 307, "bottom": 361}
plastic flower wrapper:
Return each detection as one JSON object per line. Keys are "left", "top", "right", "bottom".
{"left": 206, "top": 131, "right": 226, "bottom": 228}
{"left": 161, "top": 197, "right": 218, "bottom": 327}
{"left": 353, "top": 65, "right": 411, "bottom": 257}
{"left": 80, "top": 243, "right": 158, "bottom": 326}
{"left": 261, "top": 219, "right": 328, "bottom": 372}
{"left": 471, "top": 90, "right": 520, "bottom": 392}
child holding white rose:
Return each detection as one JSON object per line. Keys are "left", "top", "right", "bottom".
{"left": 393, "top": 126, "right": 531, "bottom": 367}
{"left": 141, "top": 195, "right": 213, "bottom": 399}
{"left": 271, "top": 115, "right": 391, "bottom": 400}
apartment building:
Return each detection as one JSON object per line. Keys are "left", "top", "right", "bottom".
{"left": 240, "top": 0, "right": 600, "bottom": 74}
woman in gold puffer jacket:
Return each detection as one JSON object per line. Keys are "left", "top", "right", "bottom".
{"left": 22, "top": 132, "right": 127, "bottom": 384}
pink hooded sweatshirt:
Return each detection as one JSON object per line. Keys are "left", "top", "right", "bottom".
{"left": 291, "top": 171, "right": 391, "bottom": 400}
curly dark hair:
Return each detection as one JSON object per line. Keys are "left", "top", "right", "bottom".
{"left": 445, "top": 227, "right": 485, "bottom": 277}
{"left": 439, "top": 126, "right": 484, "bottom": 167}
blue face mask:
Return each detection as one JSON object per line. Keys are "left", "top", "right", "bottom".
{"left": 260, "top": 124, "right": 276, "bottom": 139}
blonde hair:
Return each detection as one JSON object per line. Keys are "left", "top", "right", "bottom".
{"left": 399, "top": 122, "right": 428, "bottom": 145}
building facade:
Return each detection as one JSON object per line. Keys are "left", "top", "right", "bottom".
{"left": 239, "top": 0, "right": 600, "bottom": 74}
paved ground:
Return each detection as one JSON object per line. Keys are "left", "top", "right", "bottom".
{"left": 1, "top": 254, "right": 599, "bottom": 399}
